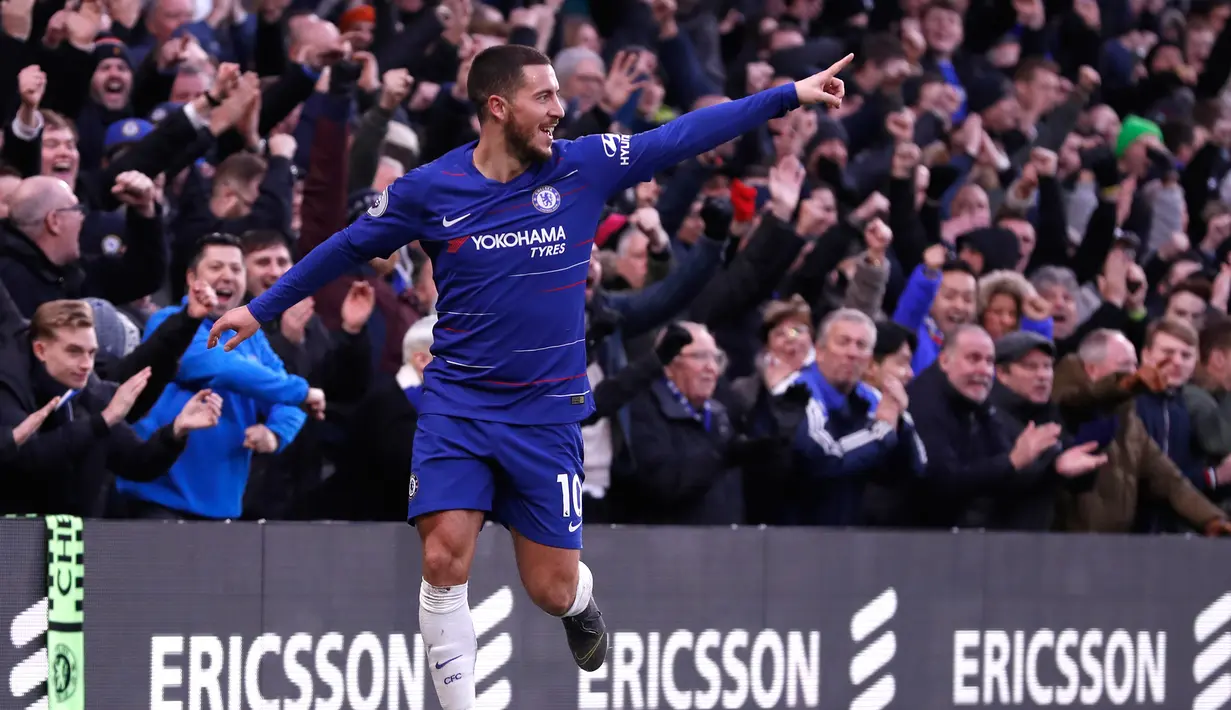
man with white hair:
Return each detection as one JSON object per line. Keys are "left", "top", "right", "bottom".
{"left": 552, "top": 47, "right": 645, "bottom": 139}
{"left": 398, "top": 315, "right": 437, "bottom": 410}
{"left": 555, "top": 46, "right": 607, "bottom": 113}
{"left": 784, "top": 308, "right": 926, "bottom": 525}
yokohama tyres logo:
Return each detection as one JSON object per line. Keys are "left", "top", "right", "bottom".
{"left": 1195, "top": 593, "right": 1231, "bottom": 710}
{"left": 850, "top": 588, "right": 897, "bottom": 710}
{"left": 9, "top": 597, "right": 47, "bottom": 710}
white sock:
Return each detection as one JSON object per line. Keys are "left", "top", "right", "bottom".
{"left": 561, "top": 561, "right": 594, "bottom": 617}
{"left": 420, "top": 579, "right": 477, "bottom": 710}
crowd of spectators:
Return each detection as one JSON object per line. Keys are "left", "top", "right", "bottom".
{"left": 4, "top": 0, "right": 1231, "bottom": 534}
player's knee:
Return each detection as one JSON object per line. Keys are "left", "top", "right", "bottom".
{"left": 523, "top": 566, "right": 578, "bottom": 616}
{"left": 421, "top": 535, "right": 472, "bottom": 586}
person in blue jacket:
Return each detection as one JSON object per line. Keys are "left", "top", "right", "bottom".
{"left": 892, "top": 250, "right": 979, "bottom": 374}
{"left": 116, "top": 234, "right": 324, "bottom": 520}
{"left": 785, "top": 308, "right": 927, "bottom": 525}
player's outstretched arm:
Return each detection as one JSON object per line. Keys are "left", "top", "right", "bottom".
{"left": 208, "top": 179, "right": 423, "bottom": 351}
{"left": 591, "top": 54, "right": 853, "bottom": 194}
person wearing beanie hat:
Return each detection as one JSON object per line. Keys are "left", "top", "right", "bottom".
{"left": 91, "top": 38, "right": 134, "bottom": 111}
{"left": 338, "top": 5, "right": 376, "bottom": 50}
{"left": 49, "top": 36, "right": 140, "bottom": 173}
{"left": 1116, "top": 115, "right": 1164, "bottom": 158}
{"left": 1114, "top": 114, "right": 1177, "bottom": 184}
{"left": 83, "top": 298, "right": 142, "bottom": 361}
{"left": 957, "top": 227, "right": 1022, "bottom": 276}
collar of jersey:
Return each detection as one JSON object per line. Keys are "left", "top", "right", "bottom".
{"left": 460, "top": 143, "right": 551, "bottom": 191}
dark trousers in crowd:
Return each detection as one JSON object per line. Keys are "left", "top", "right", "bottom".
{"left": 120, "top": 495, "right": 218, "bottom": 521}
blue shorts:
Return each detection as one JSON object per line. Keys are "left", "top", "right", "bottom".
{"left": 408, "top": 414, "right": 586, "bottom": 549}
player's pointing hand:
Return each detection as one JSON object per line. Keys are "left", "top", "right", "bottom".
{"left": 207, "top": 305, "right": 260, "bottom": 351}
{"left": 794, "top": 53, "right": 854, "bottom": 108}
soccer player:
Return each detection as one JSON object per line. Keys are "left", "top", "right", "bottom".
{"left": 208, "top": 44, "right": 852, "bottom": 710}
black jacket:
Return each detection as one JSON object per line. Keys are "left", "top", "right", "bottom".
{"left": 294, "top": 375, "right": 418, "bottom": 521}
{"left": 0, "top": 335, "right": 186, "bottom": 517}
{"left": 989, "top": 382, "right": 1095, "bottom": 530}
{"left": 909, "top": 365, "right": 1059, "bottom": 530}
{"left": 619, "top": 379, "right": 745, "bottom": 525}
{"left": 243, "top": 314, "right": 372, "bottom": 519}
{"left": 93, "top": 306, "right": 205, "bottom": 424}
{"left": 0, "top": 211, "right": 167, "bottom": 317}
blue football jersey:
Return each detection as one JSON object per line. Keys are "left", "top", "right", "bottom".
{"left": 247, "top": 82, "right": 801, "bottom": 425}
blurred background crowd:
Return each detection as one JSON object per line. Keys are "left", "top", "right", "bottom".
{"left": 5, "top": 0, "right": 1231, "bottom": 534}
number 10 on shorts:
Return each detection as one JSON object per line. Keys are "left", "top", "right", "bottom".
{"left": 557, "top": 473, "right": 583, "bottom": 519}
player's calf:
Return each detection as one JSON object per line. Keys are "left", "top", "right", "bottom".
{"left": 520, "top": 559, "right": 578, "bottom": 615}
{"left": 417, "top": 511, "right": 485, "bottom": 710}
{"left": 420, "top": 580, "right": 478, "bottom": 710}
{"left": 512, "top": 537, "right": 609, "bottom": 672}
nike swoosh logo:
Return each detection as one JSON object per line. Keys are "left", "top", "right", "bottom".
{"left": 569, "top": 520, "right": 582, "bottom": 532}
{"left": 442, "top": 213, "right": 471, "bottom": 227}
{"left": 560, "top": 169, "right": 579, "bottom": 179}
{"left": 435, "top": 654, "right": 462, "bottom": 670}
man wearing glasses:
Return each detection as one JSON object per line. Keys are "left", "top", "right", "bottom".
{"left": 624, "top": 321, "right": 746, "bottom": 525}
{"left": 0, "top": 173, "right": 166, "bottom": 316}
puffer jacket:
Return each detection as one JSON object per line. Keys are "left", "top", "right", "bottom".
{"left": 1051, "top": 354, "right": 1224, "bottom": 533}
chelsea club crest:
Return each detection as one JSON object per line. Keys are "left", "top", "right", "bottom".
{"left": 531, "top": 185, "right": 561, "bottom": 214}
{"left": 408, "top": 473, "right": 419, "bottom": 501}
{"left": 368, "top": 187, "right": 389, "bottom": 218}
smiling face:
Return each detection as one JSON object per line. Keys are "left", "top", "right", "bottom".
{"left": 91, "top": 58, "right": 133, "bottom": 111}
{"left": 34, "top": 326, "right": 97, "bottom": 390}
{"left": 244, "top": 243, "right": 293, "bottom": 298}
{"left": 188, "top": 244, "right": 245, "bottom": 317}
{"left": 485, "top": 62, "right": 566, "bottom": 164}
{"left": 41, "top": 126, "right": 79, "bottom": 187}
{"left": 940, "top": 327, "right": 996, "bottom": 403}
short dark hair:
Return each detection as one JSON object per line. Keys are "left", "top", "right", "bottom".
{"left": 1162, "top": 119, "right": 1196, "bottom": 154}
{"left": 467, "top": 44, "right": 552, "bottom": 122}
{"left": 1200, "top": 318, "right": 1231, "bottom": 363}
{"left": 942, "top": 260, "right": 977, "bottom": 278}
{"left": 1014, "top": 57, "right": 1060, "bottom": 83}
{"left": 874, "top": 321, "right": 917, "bottom": 359}
{"left": 995, "top": 205, "right": 1030, "bottom": 224}
{"left": 189, "top": 232, "right": 243, "bottom": 270}
{"left": 240, "top": 229, "right": 293, "bottom": 257}
{"left": 860, "top": 33, "right": 905, "bottom": 67}
{"left": 922, "top": 0, "right": 962, "bottom": 18}
{"left": 1170, "top": 276, "right": 1213, "bottom": 304}
{"left": 213, "top": 152, "right": 267, "bottom": 189}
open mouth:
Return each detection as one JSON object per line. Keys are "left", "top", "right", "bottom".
{"left": 214, "top": 287, "right": 235, "bottom": 301}
{"left": 540, "top": 125, "right": 556, "bottom": 139}
{"left": 50, "top": 160, "right": 74, "bottom": 177}
{"left": 104, "top": 79, "right": 126, "bottom": 94}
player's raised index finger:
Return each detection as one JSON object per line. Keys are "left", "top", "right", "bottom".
{"left": 822, "top": 53, "right": 855, "bottom": 78}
